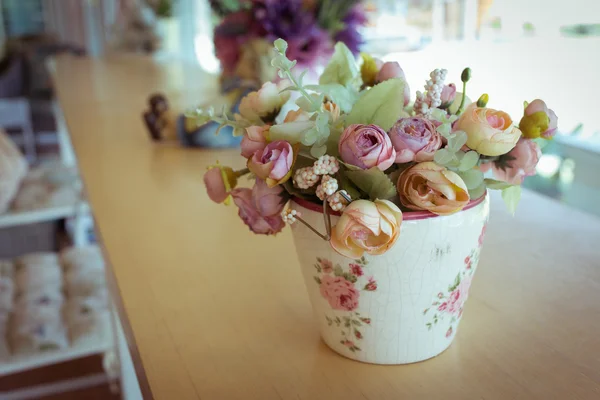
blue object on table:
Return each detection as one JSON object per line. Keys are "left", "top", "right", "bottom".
{"left": 177, "top": 81, "right": 257, "bottom": 148}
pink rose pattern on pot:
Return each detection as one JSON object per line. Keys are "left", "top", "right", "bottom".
{"left": 314, "top": 256, "right": 375, "bottom": 353}
{"left": 424, "top": 223, "right": 486, "bottom": 338}
{"left": 319, "top": 275, "right": 360, "bottom": 312}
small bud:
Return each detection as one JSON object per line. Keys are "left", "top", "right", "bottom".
{"left": 274, "top": 39, "right": 288, "bottom": 54}
{"left": 477, "top": 94, "right": 489, "bottom": 108}
{"left": 461, "top": 67, "right": 472, "bottom": 83}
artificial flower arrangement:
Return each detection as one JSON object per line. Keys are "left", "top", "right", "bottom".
{"left": 196, "top": 39, "right": 557, "bottom": 259}
{"left": 210, "top": 0, "right": 366, "bottom": 84}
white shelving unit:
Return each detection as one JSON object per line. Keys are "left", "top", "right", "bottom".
{"left": 0, "top": 202, "right": 89, "bottom": 230}
{"left": 0, "top": 315, "right": 113, "bottom": 377}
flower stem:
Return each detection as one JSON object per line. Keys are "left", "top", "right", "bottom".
{"left": 296, "top": 215, "right": 330, "bottom": 241}
{"left": 234, "top": 168, "right": 250, "bottom": 177}
{"left": 456, "top": 80, "right": 467, "bottom": 115}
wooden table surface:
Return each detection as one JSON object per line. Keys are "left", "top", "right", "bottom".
{"left": 51, "top": 54, "right": 600, "bottom": 400}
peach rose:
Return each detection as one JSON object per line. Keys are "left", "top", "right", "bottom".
{"left": 203, "top": 165, "right": 238, "bottom": 204}
{"left": 397, "top": 162, "right": 469, "bottom": 216}
{"left": 238, "top": 81, "right": 290, "bottom": 124}
{"left": 330, "top": 199, "right": 402, "bottom": 258}
{"left": 241, "top": 126, "right": 269, "bottom": 159}
{"left": 284, "top": 109, "right": 312, "bottom": 123}
{"left": 454, "top": 103, "right": 522, "bottom": 156}
{"left": 319, "top": 275, "right": 360, "bottom": 311}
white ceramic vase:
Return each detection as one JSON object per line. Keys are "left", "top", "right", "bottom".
{"left": 290, "top": 194, "right": 490, "bottom": 364}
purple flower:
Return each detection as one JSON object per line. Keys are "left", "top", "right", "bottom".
{"left": 252, "top": 0, "right": 314, "bottom": 40}
{"left": 287, "top": 26, "right": 333, "bottom": 67}
{"left": 334, "top": 5, "right": 367, "bottom": 55}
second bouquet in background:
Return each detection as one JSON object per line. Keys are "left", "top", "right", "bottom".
{"left": 210, "top": 0, "right": 367, "bottom": 87}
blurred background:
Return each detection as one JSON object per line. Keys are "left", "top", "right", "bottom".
{"left": 0, "top": 0, "right": 597, "bottom": 398}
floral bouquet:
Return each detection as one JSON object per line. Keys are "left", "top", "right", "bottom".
{"left": 196, "top": 39, "right": 557, "bottom": 363}
{"left": 210, "top": 0, "right": 366, "bottom": 85}
{"left": 197, "top": 38, "right": 557, "bottom": 258}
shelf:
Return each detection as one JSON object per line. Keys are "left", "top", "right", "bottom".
{"left": 0, "top": 337, "right": 112, "bottom": 376}
{"left": 0, "top": 203, "right": 90, "bottom": 229}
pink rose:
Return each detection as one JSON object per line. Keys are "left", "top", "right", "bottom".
{"left": 440, "top": 84, "right": 456, "bottom": 107}
{"left": 376, "top": 62, "right": 410, "bottom": 106}
{"left": 319, "top": 275, "right": 360, "bottom": 311}
{"left": 519, "top": 99, "right": 558, "bottom": 139}
{"left": 364, "top": 277, "right": 377, "bottom": 291}
{"left": 247, "top": 140, "right": 296, "bottom": 187}
{"left": 338, "top": 124, "right": 396, "bottom": 171}
{"left": 230, "top": 179, "right": 286, "bottom": 235}
{"left": 445, "top": 327, "right": 453, "bottom": 338}
{"left": 203, "top": 165, "right": 238, "bottom": 204}
{"left": 480, "top": 138, "right": 541, "bottom": 185}
{"left": 349, "top": 263, "right": 363, "bottom": 277}
{"left": 446, "top": 276, "right": 472, "bottom": 315}
{"left": 389, "top": 117, "right": 443, "bottom": 163}
{"left": 241, "top": 126, "right": 269, "bottom": 159}
{"left": 478, "top": 224, "right": 486, "bottom": 247}
{"left": 342, "top": 339, "right": 355, "bottom": 348}
{"left": 320, "top": 258, "right": 333, "bottom": 274}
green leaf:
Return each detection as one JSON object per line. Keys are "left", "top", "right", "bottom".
{"left": 448, "top": 273, "right": 461, "bottom": 292}
{"left": 448, "top": 131, "right": 468, "bottom": 152}
{"left": 502, "top": 185, "right": 521, "bottom": 215}
{"left": 345, "top": 167, "right": 397, "bottom": 200}
{"left": 484, "top": 178, "right": 513, "bottom": 190}
{"left": 269, "top": 121, "right": 315, "bottom": 144}
{"left": 296, "top": 94, "right": 323, "bottom": 112}
{"left": 532, "top": 137, "right": 549, "bottom": 150}
{"left": 313, "top": 276, "right": 322, "bottom": 284}
{"left": 346, "top": 78, "right": 407, "bottom": 131}
{"left": 433, "top": 148, "right": 454, "bottom": 166}
{"left": 319, "top": 42, "right": 359, "bottom": 86}
{"left": 351, "top": 320, "right": 362, "bottom": 326}
{"left": 469, "top": 182, "right": 487, "bottom": 199}
{"left": 305, "top": 83, "right": 360, "bottom": 113}
{"left": 458, "top": 169, "right": 484, "bottom": 190}
{"left": 459, "top": 151, "right": 480, "bottom": 171}
{"left": 333, "top": 265, "right": 344, "bottom": 277}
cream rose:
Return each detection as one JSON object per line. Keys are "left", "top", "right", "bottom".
{"left": 397, "top": 162, "right": 470, "bottom": 216}
{"left": 454, "top": 103, "right": 521, "bottom": 156}
{"left": 330, "top": 199, "right": 402, "bottom": 258}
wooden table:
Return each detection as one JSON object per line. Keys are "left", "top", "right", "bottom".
{"left": 51, "top": 54, "right": 600, "bottom": 400}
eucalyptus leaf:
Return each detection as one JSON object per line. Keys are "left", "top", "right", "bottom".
{"left": 434, "top": 148, "right": 454, "bottom": 166}
{"left": 459, "top": 151, "right": 480, "bottom": 171}
{"left": 501, "top": 185, "right": 522, "bottom": 215}
{"left": 346, "top": 78, "right": 407, "bottom": 131}
{"left": 345, "top": 167, "right": 397, "bottom": 200}
{"left": 458, "top": 169, "right": 484, "bottom": 190}
{"left": 484, "top": 178, "right": 513, "bottom": 190}
{"left": 319, "top": 42, "right": 360, "bottom": 86}
{"left": 449, "top": 131, "right": 468, "bottom": 152}
{"left": 296, "top": 94, "right": 323, "bottom": 112}
{"left": 310, "top": 144, "right": 327, "bottom": 158}
{"left": 468, "top": 182, "right": 487, "bottom": 199}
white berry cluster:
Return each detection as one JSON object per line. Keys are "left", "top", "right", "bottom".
{"left": 281, "top": 208, "right": 301, "bottom": 225}
{"left": 425, "top": 68, "right": 448, "bottom": 109}
{"left": 313, "top": 155, "right": 340, "bottom": 175}
{"left": 414, "top": 68, "right": 448, "bottom": 116}
{"left": 328, "top": 190, "right": 350, "bottom": 211}
{"left": 293, "top": 167, "right": 319, "bottom": 189}
{"left": 316, "top": 175, "right": 338, "bottom": 200}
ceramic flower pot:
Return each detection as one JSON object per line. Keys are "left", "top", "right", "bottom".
{"left": 290, "top": 194, "right": 490, "bottom": 364}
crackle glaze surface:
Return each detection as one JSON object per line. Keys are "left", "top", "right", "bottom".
{"left": 291, "top": 195, "right": 490, "bottom": 364}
